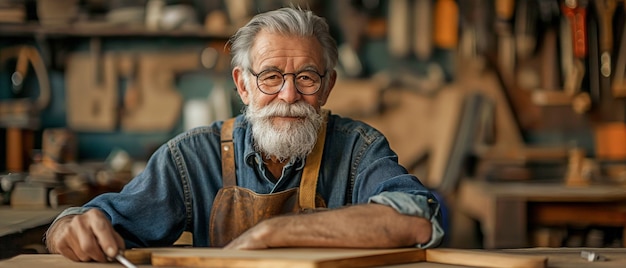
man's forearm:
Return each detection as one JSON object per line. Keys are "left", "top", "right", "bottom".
{"left": 228, "top": 203, "right": 432, "bottom": 249}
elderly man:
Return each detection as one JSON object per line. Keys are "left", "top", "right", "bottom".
{"left": 45, "top": 7, "right": 444, "bottom": 262}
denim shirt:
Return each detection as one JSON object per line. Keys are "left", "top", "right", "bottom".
{"left": 53, "top": 112, "right": 444, "bottom": 248}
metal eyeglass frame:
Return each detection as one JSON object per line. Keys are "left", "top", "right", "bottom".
{"left": 248, "top": 68, "right": 327, "bottom": 95}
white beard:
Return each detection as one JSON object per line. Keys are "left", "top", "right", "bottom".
{"left": 244, "top": 99, "right": 324, "bottom": 162}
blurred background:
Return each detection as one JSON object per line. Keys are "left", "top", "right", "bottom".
{"left": 1, "top": 0, "right": 626, "bottom": 258}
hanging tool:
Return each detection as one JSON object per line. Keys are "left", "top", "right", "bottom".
{"left": 588, "top": 6, "right": 603, "bottom": 106}
{"left": 588, "top": 2, "right": 625, "bottom": 121}
{"left": 0, "top": 45, "right": 51, "bottom": 113}
{"left": 494, "top": 0, "right": 516, "bottom": 76}
{"left": 561, "top": 0, "right": 588, "bottom": 97}
{"left": 613, "top": 11, "right": 626, "bottom": 98}
{"left": 594, "top": 0, "right": 617, "bottom": 79}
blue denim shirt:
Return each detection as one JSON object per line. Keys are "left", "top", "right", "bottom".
{"left": 54, "top": 113, "right": 444, "bottom": 248}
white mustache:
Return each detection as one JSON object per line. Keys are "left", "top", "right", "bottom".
{"left": 256, "top": 101, "right": 316, "bottom": 118}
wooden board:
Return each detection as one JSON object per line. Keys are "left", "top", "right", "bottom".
{"left": 149, "top": 248, "right": 546, "bottom": 268}
{"left": 151, "top": 248, "right": 425, "bottom": 268}
{"left": 427, "top": 249, "right": 546, "bottom": 268}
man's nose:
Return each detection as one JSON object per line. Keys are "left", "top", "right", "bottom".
{"left": 277, "top": 74, "right": 301, "bottom": 103}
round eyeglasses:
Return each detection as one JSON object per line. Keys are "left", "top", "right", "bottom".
{"left": 249, "top": 69, "right": 326, "bottom": 95}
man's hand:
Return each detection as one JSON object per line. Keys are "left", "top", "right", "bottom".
{"left": 46, "top": 209, "right": 125, "bottom": 262}
{"left": 224, "top": 204, "right": 432, "bottom": 250}
{"left": 224, "top": 220, "right": 272, "bottom": 250}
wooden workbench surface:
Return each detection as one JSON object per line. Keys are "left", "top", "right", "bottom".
{"left": 0, "top": 206, "right": 66, "bottom": 237}
{"left": 1, "top": 247, "right": 625, "bottom": 267}
{"left": 460, "top": 180, "right": 626, "bottom": 202}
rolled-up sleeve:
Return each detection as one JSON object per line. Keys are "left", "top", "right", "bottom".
{"left": 368, "top": 191, "right": 444, "bottom": 248}
{"left": 49, "top": 207, "right": 93, "bottom": 226}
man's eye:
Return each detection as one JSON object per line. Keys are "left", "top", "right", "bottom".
{"left": 261, "top": 73, "right": 281, "bottom": 80}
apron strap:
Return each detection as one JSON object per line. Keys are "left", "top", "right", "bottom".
{"left": 299, "top": 109, "right": 329, "bottom": 210}
{"left": 220, "top": 118, "right": 236, "bottom": 187}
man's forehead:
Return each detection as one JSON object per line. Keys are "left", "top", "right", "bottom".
{"left": 250, "top": 31, "right": 324, "bottom": 69}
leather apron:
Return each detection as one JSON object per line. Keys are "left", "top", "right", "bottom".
{"left": 209, "top": 112, "right": 328, "bottom": 247}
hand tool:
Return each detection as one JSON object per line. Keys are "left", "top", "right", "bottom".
{"left": 613, "top": 14, "right": 626, "bottom": 97}
{"left": 588, "top": 2, "right": 624, "bottom": 121}
{"left": 495, "top": 0, "right": 516, "bottom": 76}
{"left": 593, "top": 0, "right": 617, "bottom": 78}
{"left": 115, "top": 252, "right": 138, "bottom": 268}
{"left": 580, "top": 250, "right": 607, "bottom": 262}
{"left": 0, "top": 45, "right": 51, "bottom": 112}
{"left": 562, "top": 0, "right": 588, "bottom": 58}
{"left": 561, "top": 0, "right": 588, "bottom": 97}
{"left": 588, "top": 7, "right": 602, "bottom": 104}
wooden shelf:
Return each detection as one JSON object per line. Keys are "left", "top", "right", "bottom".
{"left": 0, "top": 22, "right": 233, "bottom": 39}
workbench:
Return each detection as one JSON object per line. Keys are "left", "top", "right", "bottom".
{"left": 455, "top": 179, "right": 626, "bottom": 248}
{"left": 0, "top": 206, "right": 66, "bottom": 259}
{"left": 0, "top": 247, "right": 625, "bottom": 267}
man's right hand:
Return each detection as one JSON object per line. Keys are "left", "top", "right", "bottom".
{"left": 45, "top": 208, "right": 125, "bottom": 262}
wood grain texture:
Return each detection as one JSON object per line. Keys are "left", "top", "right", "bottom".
{"left": 427, "top": 249, "right": 547, "bottom": 268}
{"left": 151, "top": 248, "right": 425, "bottom": 268}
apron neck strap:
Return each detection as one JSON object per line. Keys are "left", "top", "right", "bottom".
{"left": 299, "top": 109, "right": 329, "bottom": 210}
{"left": 220, "top": 118, "right": 237, "bottom": 187}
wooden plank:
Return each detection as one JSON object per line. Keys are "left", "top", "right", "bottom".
{"left": 427, "top": 248, "right": 546, "bottom": 268}
{"left": 151, "top": 248, "right": 425, "bottom": 268}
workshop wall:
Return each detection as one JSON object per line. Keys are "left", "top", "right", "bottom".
{"left": 0, "top": 0, "right": 458, "bottom": 163}
{"left": 1, "top": 0, "right": 611, "bottom": 175}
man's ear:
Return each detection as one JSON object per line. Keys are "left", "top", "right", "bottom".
{"left": 319, "top": 70, "right": 337, "bottom": 106}
{"left": 233, "top": 67, "right": 250, "bottom": 105}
